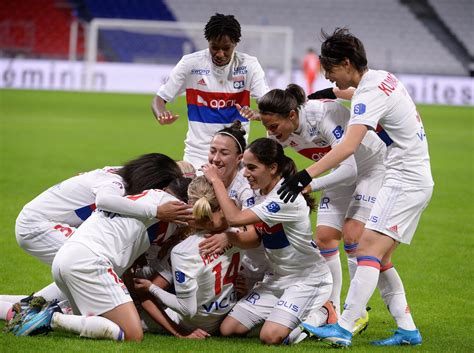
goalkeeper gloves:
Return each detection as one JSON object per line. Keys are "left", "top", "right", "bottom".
{"left": 277, "top": 169, "right": 312, "bottom": 203}
{"left": 307, "top": 87, "right": 337, "bottom": 100}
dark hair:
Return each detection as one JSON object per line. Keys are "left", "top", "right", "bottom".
{"left": 166, "top": 177, "right": 192, "bottom": 203}
{"left": 258, "top": 84, "right": 306, "bottom": 117}
{"left": 216, "top": 120, "right": 246, "bottom": 153}
{"left": 247, "top": 138, "right": 315, "bottom": 211}
{"left": 204, "top": 13, "right": 241, "bottom": 43}
{"left": 320, "top": 27, "right": 367, "bottom": 73}
{"left": 117, "top": 153, "right": 182, "bottom": 195}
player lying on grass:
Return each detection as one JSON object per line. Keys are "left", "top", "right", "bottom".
{"left": 8, "top": 174, "right": 191, "bottom": 342}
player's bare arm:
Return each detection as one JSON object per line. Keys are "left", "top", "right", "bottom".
{"left": 151, "top": 95, "right": 179, "bottom": 125}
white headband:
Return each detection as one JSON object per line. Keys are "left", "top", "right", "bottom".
{"left": 218, "top": 131, "right": 243, "bottom": 153}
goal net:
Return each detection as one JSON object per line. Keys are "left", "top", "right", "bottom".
{"left": 83, "top": 18, "right": 293, "bottom": 87}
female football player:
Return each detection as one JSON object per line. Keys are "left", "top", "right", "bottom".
{"left": 151, "top": 13, "right": 268, "bottom": 168}
{"left": 256, "top": 84, "right": 386, "bottom": 328}
{"left": 5, "top": 154, "right": 190, "bottom": 306}
{"left": 201, "top": 137, "right": 332, "bottom": 345}
{"left": 134, "top": 176, "right": 243, "bottom": 337}
{"left": 280, "top": 28, "right": 434, "bottom": 347}
{"left": 12, "top": 176, "right": 191, "bottom": 341}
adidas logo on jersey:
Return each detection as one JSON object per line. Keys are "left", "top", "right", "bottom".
{"left": 197, "top": 78, "right": 207, "bottom": 86}
{"left": 388, "top": 225, "right": 398, "bottom": 233}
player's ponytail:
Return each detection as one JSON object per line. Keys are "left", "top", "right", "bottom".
{"left": 257, "top": 85, "right": 305, "bottom": 117}
{"left": 216, "top": 120, "right": 247, "bottom": 154}
{"left": 188, "top": 176, "right": 220, "bottom": 221}
{"left": 285, "top": 84, "right": 307, "bottom": 106}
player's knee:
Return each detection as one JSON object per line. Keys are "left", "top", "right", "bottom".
{"left": 124, "top": 328, "right": 143, "bottom": 342}
{"left": 220, "top": 317, "right": 247, "bottom": 337}
{"left": 259, "top": 328, "right": 284, "bottom": 345}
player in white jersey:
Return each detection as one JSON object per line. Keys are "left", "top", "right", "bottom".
{"left": 151, "top": 13, "right": 269, "bottom": 169}
{"left": 13, "top": 177, "right": 191, "bottom": 342}
{"left": 257, "top": 84, "right": 385, "bottom": 326}
{"left": 201, "top": 120, "right": 268, "bottom": 289}
{"left": 134, "top": 176, "right": 243, "bottom": 337}
{"left": 15, "top": 153, "right": 188, "bottom": 265}
{"left": 1, "top": 154, "right": 190, "bottom": 316}
{"left": 201, "top": 138, "right": 332, "bottom": 345}
{"left": 280, "top": 28, "right": 434, "bottom": 347}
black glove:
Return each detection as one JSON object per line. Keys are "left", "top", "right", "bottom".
{"left": 307, "top": 87, "right": 337, "bottom": 100}
{"left": 277, "top": 169, "right": 312, "bottom": 203}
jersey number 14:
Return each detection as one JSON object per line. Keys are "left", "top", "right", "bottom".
{"left": 211, "top": 252, "right": 240, "bottom": 295}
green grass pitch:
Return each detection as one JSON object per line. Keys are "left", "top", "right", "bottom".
{"left": 0, "top": 89, "right": 473, "bottom": 352}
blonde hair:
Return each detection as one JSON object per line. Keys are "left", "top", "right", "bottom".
{"left": 177, "top": 160, "right": 196, "bottom": 179}
{"left": 188, "top": 176, "right": 219, "bottom": 221}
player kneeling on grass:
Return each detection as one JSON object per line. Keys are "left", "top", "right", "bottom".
{"left": 0, "top": 153, "right": 192, "bottom": 316}
{"left": 9, "top": 173, "right": 191, "bottom": 342}
{"left": 132, "top": 176, "right": 244, "bottom": 338}
{"left": 200, "top": 138, "right": 333, "bottom": 345}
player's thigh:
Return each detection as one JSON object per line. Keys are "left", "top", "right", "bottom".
{"left": 102, "top": 302, "right": 143, "bottom": 342}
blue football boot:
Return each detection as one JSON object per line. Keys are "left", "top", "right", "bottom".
{"left": 371, "top": 328, "right": 422, "bottom": 346}
{"left": 14, "top": 300, "right": 62, "bottom": 336}
{"left": 301, "top": 322, "right": 352, "bottom": 348}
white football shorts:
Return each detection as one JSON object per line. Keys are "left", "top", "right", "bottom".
{"left": 366, "top": 184, "right": 433, "bottom": 244}
{"left": 16, "top": 212, "right": 76, "bottom": 265}
{"left": 228, "top": 272, "right": 332, "bottom": 331}
{"left": 317, "top": 165, "right": 384, "bottom": 230}
{"left": 52, "top": 242, "right": 132, "bottom": 316}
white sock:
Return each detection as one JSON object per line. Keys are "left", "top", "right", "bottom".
{"left": 0, "top": 301, "right": 14, "bottom": 321}
{"left": 378, "top": 266, "right": 416, "bottom": 330}
{"left": 285, "top": 308, "right": 327, "bottom": 344}
{"left": 340, "top": 260, "right": 380, "bottom": 332}
{"left": 0, "top": 295, "right": 27, "bottom": 303}
{"left": 51, "top": 313, "right": 124, "bottom": 341}
{"left": 343, "top": 243, "right": 358, "bottom": 281}
{"left": 324, "top": 252, "right": 342, "bottom": 316}
{"left": 35, "top": 283, "right": 67, "bottom": 302}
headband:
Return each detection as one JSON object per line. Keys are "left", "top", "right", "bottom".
{"left": 217, "top": 131, "right": 243, "bottom": 153}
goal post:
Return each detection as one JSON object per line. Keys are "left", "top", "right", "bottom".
{"left": 83, "top": 18, "right": 293, "bottom": 90}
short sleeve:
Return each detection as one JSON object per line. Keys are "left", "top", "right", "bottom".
{"left": 249, "top": 59, "right": 269, "bottom": 99}
{"left": 157, "top": 57, "right": 188, "bottom": 102}
{"left": 350, "top": 87, "right": 388, "bottom": 129}
{"left": 92, "top": 176, "right": 125, "bottom": 198}
{"left": 170, "top": 248, "right": 200, "bottom": 299}
{"left": 319, "top": 103, "right": 351, "bottom": 147}
{"left": 250, "top": 194, "right": 302, "bottom": 227}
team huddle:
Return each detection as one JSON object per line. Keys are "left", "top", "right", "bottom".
{"left": 1, "top": 14, "right": 433, "bottom": 348}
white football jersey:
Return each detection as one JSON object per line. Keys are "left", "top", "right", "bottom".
{"left": 250, "top": 180, "right": 329, "bottom": 277}
{"left": 228, "top": 169, "right": 269, "bottom": 278}
{"left": 157, "top": 49, "right": 269, "bottom": 168}
{"left": 350, "top": 70, "right": 434, "bottom": 186}
{"left": 170, "top": 231, "right": 242, "bottom": 333}
{"left": 67, "top": 189, "right": 178, "bottom": 276}
{"left": 273, "top": 100, "right": 385, "bottom": 173}
{"left": 17, "top": 167, "right": 124, "bottom": 227}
